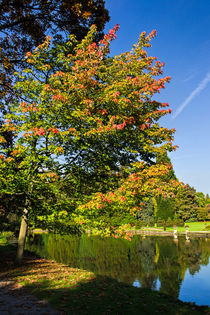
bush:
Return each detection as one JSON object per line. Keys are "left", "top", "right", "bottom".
{"left": 148, "top": 218, "right": 155, "bottom": 227}
{"left": 1, "top": 231, "right": 15, "bottom": 240}
{"left": 134, "top": 220, "right": 147, "bottom": 229}
{"left": 203, "top": 225, "right": 210, "bottom": 231}
{"left": 157, "top": 218, "right": 165, "bottom": 227}
{"left": 140, "top": 220, "right": 147, "bottom": 227}
{"left": 166, "top": 217, "right": 173, "bottom": 227}
{"left": 174, "top": 218, "right": 184, "bottom": 227}
{"left": 197, "top": 207, "right": 208, "bottom": 221}
{"left": 135, "top": 221, "right": 143, "bottom": 229}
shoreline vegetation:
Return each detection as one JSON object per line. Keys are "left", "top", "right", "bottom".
{"left": 31, "top": 221, "right": 210, "bottom": 238}
{"left": 0, "top": 243, "right": 209, "bottom": 314}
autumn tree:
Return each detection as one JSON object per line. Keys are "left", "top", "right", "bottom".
{"left": 0, "top": 0, "right": 110, "bottom": 224}
{"left": 77, "top": 162, "right": 181, "bottom": 237}
{"left": 0, "top": 0, "right": 110, "bottom": 174}
{"left": 0, "top": 25, "right": 178, "bottom": 262}
{"left": 0, "top": 0, "right": 110, "bottom": 99}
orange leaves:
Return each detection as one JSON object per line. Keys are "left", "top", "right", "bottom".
{"left": 140, "top": 123, "right": 150, "bottom": 130}
{"left": 40, "top": 172, "right": 59, "bottom": 181}
{"left": 19, "top": 102, "right": 39, "bottom": 113}
{"left": 11, "top": 149, "right": 20, "bottom": 156}
{"left": 6, "top": 157, "right": 14, "bottom": 163}
{"left": 0, "top": 136, "right": 6, "bottom": 144}
{"left": 97, "top": 109, "right": 108, "bottom": 116}
{"left": 112, "top": 120, "right": 126, "bottom": 131}
{"left": 23, "top": 132, "right": 32, "bottom": 138}
{"left": 68, "top": 127, "right": 77, "bottom": 134}
{"left": 52, "top": 94, "right": 66, "bottom": 102}
{"left": 54, "top": 147, "right": 64, "bottom": 154}
{"left": 44, "top": 84, "right": 51, "bottom": 91}
{"left": 3, "top": 120, "right": 16, "bottom": 132}
{"left": 48, "top": 172, "right": 59, "bottom": 179}
{"left": 80, "top": 163, "right": 181, "bottom": 214}
{"left": 34, "top": 127, "right": 46, "bottom": 136}
{"left": 149, "top": 29, "right": 157, "bottom": 39}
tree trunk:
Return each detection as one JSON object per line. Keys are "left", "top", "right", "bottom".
{"left": 15, "top": 207, "right": 28, "bottom": 264}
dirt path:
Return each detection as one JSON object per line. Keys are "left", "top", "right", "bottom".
{"left": 0, "top": 247, "right": 60, "bottom": 315}
{"left": 0, "top": 279, "right": 60, "bottom": 315}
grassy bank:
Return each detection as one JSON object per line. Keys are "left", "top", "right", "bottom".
{"left": 0, "top": 243, "right": 209, "bottom": 314}
{"left": 167, "top": 221, "right": 210, "bottom": 232}
{"left": 131, "top": 221, "right": 210, "bottom": 233}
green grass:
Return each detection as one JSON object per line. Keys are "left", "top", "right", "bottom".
{"left": 136, "top": 222, "right": 210, "bottom": 233}
{"left": 166, "top": 222, "right": 209, "bottom": 232}
{"left": 0, "top": 236, "right": 7, "bottom": 244}
{"left": 0, "top": 231, "right": 15, "bottom": 243}
{"left": 0, "top": 244, "right": 209, "bottom": 315}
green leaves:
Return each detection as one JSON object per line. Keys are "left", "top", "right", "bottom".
{"left": 0, "top": 25, "right": 179, "bottom": 235}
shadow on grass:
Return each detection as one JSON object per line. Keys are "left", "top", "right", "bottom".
{"left": 0, "top": 245, "right": 209, "bottom": 315}
{"left": 26, "top": 276, "right": 210, "bottom": 315}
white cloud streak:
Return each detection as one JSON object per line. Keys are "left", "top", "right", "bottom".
{"left": 173, "top": 72, "right": 210, "bottom": 119}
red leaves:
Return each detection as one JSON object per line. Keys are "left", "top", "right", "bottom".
{"left": 19, "top": 102, "right": 39, "bottom": 113}
{"left": 112, "top": 120, "right": 126, "bottom": 130}
{"left": 140, "top": 123, "right": 150, "bottom": 130}
{"left": 49, "top": 127, "right": 59, "bottom": 134}
{"left": 34, "top": 127, "right": 46, "bottom": 136}
{"left": 48, "top": 172, "right": 58, "bottom": 179}
{"left": 52, "top": 94, "right": 66, "bottom": 102}
{"left": 97, "top": 109, "right": 108, "bottom": 116}
{"left": 149, "top": 29, "right": 157, "bottom": 39}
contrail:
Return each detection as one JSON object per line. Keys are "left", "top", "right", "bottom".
{"left": 173, "top": 72, "right": 210, "bottom": 119}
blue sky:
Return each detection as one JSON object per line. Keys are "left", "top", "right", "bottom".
{"left": 104, "top": 0, "right": 210, "bottom": 195}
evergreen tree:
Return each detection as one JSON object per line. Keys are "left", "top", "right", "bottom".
{"left": 174, "top": 185, "right": 198, "bottom": 221}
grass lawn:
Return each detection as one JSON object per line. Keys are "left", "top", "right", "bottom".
{"left": 136, "top": 222, "right": 210, "bottom": 233}
{"left": 0, "top": 243, "right": 209, "bottom": 314}
{"left": 164, "top": 222, "right": 209, "bottom": 232}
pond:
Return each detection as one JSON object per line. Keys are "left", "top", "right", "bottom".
{"left": 26, "top": 234, "right": 210, "bottom": 306}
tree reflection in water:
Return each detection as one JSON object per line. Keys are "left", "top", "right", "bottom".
{"left": 26, "top": 234, "right": 210, "bottom": 300}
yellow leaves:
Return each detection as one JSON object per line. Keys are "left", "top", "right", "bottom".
{"left": 71, "top": 3, "right": 82, "bottom": 16}
{"left": 40, "top": 172, "right": 59, "bottom": 181}
{"left": 39, "top": 64, "right": 51, "bottom": 71}
{"left": 82, "top": 11, "right": 91, "bottom": 19}
{"left": 54, "top": 147, "right": 64, "bottom": 154}
{"left": 11, "top": 145, "right": 26, "bottom": 157}
{"left": 3, "top": 121, "right": 16, "bottom": 132}
{"left": 58, "top": 211, "right": 68, "bottom": 217}
{"left": 6, "top": 157, "right": 14, "bottom": 163}
{"left": 18, "top": 160, "right": 29, "bottom": 169}
{"left": 0, "top": 136, "right": 6, "bottom": 143}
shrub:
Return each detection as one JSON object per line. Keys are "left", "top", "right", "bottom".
{"left": 203, "top": 225, "right": 210, "bottom": 231}
{"left": 148, "top": 218, "right": 155, "bottom": 227}
{"left": 140, "top": 220, "right": 147, "bottom": 227}
{"left": 197, "top": 207, "right": 208, "bottom": 221}
{"left": 1, "top": 231, "right": 15, "bottom": 240}
{"left": 175, "top": 219, "right": 184, "bottom": 227}
{"left": 135, "top": 221, "right": 143, "bottom": 229}
{"left": 157, "top": 218, "right": 164, "bottom": 227}
{"left": 166, "top": 217, "right": 173, "bottom": 227}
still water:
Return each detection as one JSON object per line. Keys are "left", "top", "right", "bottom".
{"left": 26, "top": 234, "right": 210, "bottom": 306}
